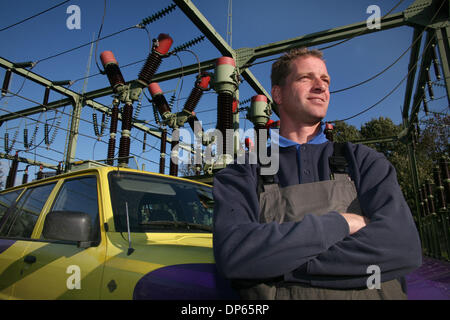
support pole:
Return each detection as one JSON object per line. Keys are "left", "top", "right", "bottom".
{"left": 64, "top": 97, "right": 83, "bottom": 172}
{"left": 435, "top": 26, "right": 450, "bottom": 105}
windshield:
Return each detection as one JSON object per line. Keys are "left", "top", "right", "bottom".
{"left": 108, "top": 171, "right": 214, "bottom": 233}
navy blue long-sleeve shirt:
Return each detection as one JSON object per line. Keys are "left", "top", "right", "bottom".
{"left": 213, "top": 140, "right": 422, "bottom": 289}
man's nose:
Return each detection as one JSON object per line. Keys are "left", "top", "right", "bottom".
{"left": 312, "top": 79, "right": 327, "bottom": 92}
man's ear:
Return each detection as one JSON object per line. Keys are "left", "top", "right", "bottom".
{"left": 271, "top": 85, "right": 282, "bottom": 105}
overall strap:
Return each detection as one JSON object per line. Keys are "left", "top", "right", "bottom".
{"left": 329, "top": 142, "right": 351, "bottom": 181}
{"left": 256, "top": 163, "right": 278, "bottom": 200}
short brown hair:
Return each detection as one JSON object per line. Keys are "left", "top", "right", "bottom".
{"left": 271, "top": 48, "right": 324, "bottom": 87}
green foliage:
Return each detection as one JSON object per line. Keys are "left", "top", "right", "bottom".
{"left": 332, "top": 114, "right": 449, "bottom": 217}
{"left": 333, "top": 121, "right": 362, "bottom": 143}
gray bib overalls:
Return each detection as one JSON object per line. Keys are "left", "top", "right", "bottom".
{"left": 236, "top": 143, "right": 407, "bottom": 300}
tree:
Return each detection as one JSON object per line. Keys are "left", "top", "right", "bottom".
{"left": 360, "top": 116, "right": 403, "bottom": 160}
{"left": 332, "top": 121, "right": 362, "bottom": 143}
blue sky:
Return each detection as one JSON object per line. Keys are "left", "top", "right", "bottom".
{"left": 0, "top": 0, "right": 447, "bottom": 184}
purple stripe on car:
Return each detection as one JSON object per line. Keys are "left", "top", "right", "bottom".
{"left": 0, "top": 239, "right": 16, "bottom": 254}
{"left": 133, "top": 263, "right": 239, "bottom": 300}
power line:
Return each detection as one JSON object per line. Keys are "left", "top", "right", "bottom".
{"left": 318, "top": 0, "right": 405, "bottom": 51}
{"left": 0, "top": 0, "right": 71, "bottom": 33}
{"left": 35, "top": 25, "right": 138, "bottom": 65}
{"left": 332, "top": 0, "right": 447, "bottom": 122}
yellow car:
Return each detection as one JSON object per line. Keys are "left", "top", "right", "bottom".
{"left": 0, "top": 164, "right": 237, "bottom": 299}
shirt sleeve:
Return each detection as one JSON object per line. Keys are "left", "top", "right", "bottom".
{"left": 293, "top": 146, "right": 422, "bottom": 288}
{"left": 213, "top": 162, "right": 349, "bottom": 280}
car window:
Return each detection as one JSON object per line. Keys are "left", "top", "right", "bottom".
{"left": 50, "top": 176, "right": 100, "bottom": 241}
{"left": 0, "top": 183, "right": 56, "bottom": 239}
{"left": 0, "top": 189, "right": 23, "bottom": 222}
{"left": 109, "top": 171, "right": 214, "bottom": 233}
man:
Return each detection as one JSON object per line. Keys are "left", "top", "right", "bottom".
{"left": 212, "top": 48, "right": 422, "bottom": 299}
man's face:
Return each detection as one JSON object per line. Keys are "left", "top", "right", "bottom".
{"left": 272, "top": 56, "right": 330, "bottom": 126}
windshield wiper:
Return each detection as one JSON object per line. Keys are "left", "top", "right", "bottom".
{"left": 139, "top": 221, "right": 212, "bottom": 232}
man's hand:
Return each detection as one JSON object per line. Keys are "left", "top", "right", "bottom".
{"left": 340, "top": 213, "right": 370, "bottom": 235}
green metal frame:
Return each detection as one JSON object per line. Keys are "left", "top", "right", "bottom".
{"left": 0, "top": 0, "right": 448, "bottom": 186}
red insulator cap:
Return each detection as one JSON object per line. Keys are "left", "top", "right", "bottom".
{"left": 197, "top": 74, "right": 211, "bottom": 89}
{"left": 245, "top": 138, "right": 254, "bottom": 148}
{"left": 216, "top": 56, "right": 236, "bottom": 67}
{"left": 325, "top": 122, "right": 334, "bottom": 130}
{"left": 265, "top": 119, "right": 275, "bottom": 129}
{"left": 232, "top": 99, "right": 238, "bottom": 113}
{"left": 154, "top": 33, "right": 173, "bottom": 55}
{"left": 251, "top": 95, "right": 268, "bottom": 102}
{"left": 148, "top": 82, "right": 163, "bottom": 96}
{"left": 100, "top": 51, "right": 118, "bottom": 66}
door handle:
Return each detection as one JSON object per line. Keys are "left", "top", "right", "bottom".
{"left": 24, "top": 255, "right": 36, "bottom": 264}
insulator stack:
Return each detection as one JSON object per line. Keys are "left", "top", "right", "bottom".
{"left": 142, "top": 132, "right": 147, "bottom": 152}
{"left": 93, "top": 113, "right": 100, "bottom": 136}
{"left": 423, "top": 96, "right": 429, "bottom": 115}
{"left": 100, "top": 113, "right": 107, "bottom": 136}
{"left": 168, "top": 93, "right": 176, "bottom": 108}
{"left": 6, "top": 152, "right": 19, "bottom": 188}
{"left": 110, "top": 104, "right": 119, "bottom": 134}
{"left": 37, "top": 165, "right": 43, "bottom": 180}
{"left": 184, "top": 73, "right": 211, "bottom": 113}
{"left": 43, "top": 87, "right": 50, "bottom": 107}
{"left": 23, "top": 128, "right": 28, "bottom": 149}
{"left": 425, "top": 179, "right": 436, "bottom": 214}
{"left": 2, "top": 69, "right": 12, "bottom": 96}
{"left": 107, "top": 102, "right": 120, "bottom": 165}
{"left": 133, "top": 100, "right": 142, "bottom": 123}
{"left": 248, "top": 95, "right": 270, "bottom": 150}
{"left": 214, "top": 57, "right": 238, "bottom": 157}
{"left": 22, "top": 166, "right": 29, "bottom": 185}
{"left": 107, "top": 139, "right": 116, "bottom": 165}
{"left": 140, "top": 4, "right": 176, "bottom": 26}
{"left": 170, "top": 137, "right": 178, "bottom": 177}
{"left": 153, "top": 103, "right": 161, "bottom": 125}
{"left": 325, "top": 122, "right": 334, "bottom": 141}
{"left": 426, "top": 69, "right": 434, "bottom": 99}
{"left": 431, "top": 43, "right": 441, "bottom": 80}
{"left": 29, "top": 125, "right": 39, "bottom": 148}
{"left": 160, "top": 129, "right": 167, "bottom": 174}
{"left": 433, "top": 165, "right": 446, "bottom": 210}
{"left": 171, "top": 35, "right": 205, "bottom": 53}
{"left": 118, "top": 103, "right": 133, "bottom": 166}
{"left": 217, "top": 91, "right": 234, "bottom": 156}
{"left": 148, "top": 82, "right": 171, "bottom": 116}
{"left": 249, "top": 95, "right": 269, "bottom": 127}
{"left": 4, "top": 132, "right": 9, "bottom": 153}
{"left": 44, "top": 123, "right": 50, "bottom": 146}
{"left": 57, "top": 162, "right": 62, "bottom": 175}
{"left": 138, "top": 33, "right": 173, "bottom": 85}
{"left": 439, "top": 157, "right": 450, "bottom": 202}
{"left": 422, "top": 184, "right": 430, "bottom": 216}
{"left": 418, "top": 184, "right": 426, "bottom": 217}
{"left": 100, "top": 51, "right": 126, "bottom": 93}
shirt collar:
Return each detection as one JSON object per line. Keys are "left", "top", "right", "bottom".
{"left": 270, "top": 122, "right": 328, "bottom": 147}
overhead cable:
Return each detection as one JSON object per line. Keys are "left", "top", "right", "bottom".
{"left": 0, "top": 0, "right": 71, "bottom": 33}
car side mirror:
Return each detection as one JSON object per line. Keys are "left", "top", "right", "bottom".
{"left": 42, "top": 210, "right": 94, "bottom": 248}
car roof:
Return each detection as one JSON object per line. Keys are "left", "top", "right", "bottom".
{"left": 1, "top": 164, "right": 211, "bottom": 193}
